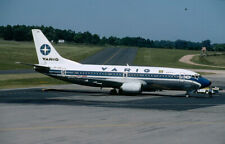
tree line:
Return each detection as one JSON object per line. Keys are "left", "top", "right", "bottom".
{"left": 0, "top": 25, "right": 224, "bottom": 51}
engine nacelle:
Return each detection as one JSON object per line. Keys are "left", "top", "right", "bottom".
{"left": 120, "top": 82, "right": 142, "bottom": 93}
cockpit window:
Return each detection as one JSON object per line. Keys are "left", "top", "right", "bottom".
{"left": 192, "top": 74, "right": 200, "bottom": 79}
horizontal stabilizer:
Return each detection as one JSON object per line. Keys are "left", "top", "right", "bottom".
{"left": 15, "top": 61, "right": 35, "bottom": 66}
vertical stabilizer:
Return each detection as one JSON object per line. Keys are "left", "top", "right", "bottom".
{"left": 32, "top": 29, "right": 80, "bottom": 67}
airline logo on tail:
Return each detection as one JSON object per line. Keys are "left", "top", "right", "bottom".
{"left": 40, "top": 44, "right": 51, "bottom": 55}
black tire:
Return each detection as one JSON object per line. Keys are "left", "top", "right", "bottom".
{"left": 118, "top": 89, "right": 123, "bottom": 95}
{"left": 109, "top": 89, "right": 117, "bottom": 95}
{"left": 208, "top": 92, "right": 213, "bottom": 98}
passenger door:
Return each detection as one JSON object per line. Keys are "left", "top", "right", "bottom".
{"left": 123, "top": 72, "right": 128, "bottom": 78}
{"left": 179, "top": 73, "right": 185, "bottom": 83}
{"left": 61, "top": 68, "right": 66, "bottom": 76}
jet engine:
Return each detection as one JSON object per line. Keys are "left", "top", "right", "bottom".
{"left": 120, "top": 82, "right": 142, "bottom": 93}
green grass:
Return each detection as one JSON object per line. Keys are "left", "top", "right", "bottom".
{"left": 0, "top": 73, "right": 47, "bottom": 81}
{"left": 0, "top": 39, "right": 103, "bottom": 70}
{"left": 134, "top": 48, "right": 225, "bottom": 70}
{"left": 0, "top": 39, "right": 104, "bottom": 89}
{"left": 0, "top": 73, "right": 69, "bottom": 89}
{"left": 1, "top": 40, "right": 224, "bottom": 89}
{"left": 197, "top": 72, "right": 216, "bottom": 75}
{"left": 0, "top": 76, "right": 68, "bottom": 89}
{"left": 192, "top": 55, "right": 225, "bottom": 67}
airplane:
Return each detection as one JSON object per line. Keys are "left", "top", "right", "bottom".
{"left": 28, "top": 29, "right": 211, "bottom": 97}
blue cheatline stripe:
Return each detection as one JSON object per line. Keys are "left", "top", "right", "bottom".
{"left": 46, "top": 69, "right": 201, "bottom": 87}
{"left": 48, "top": 69, "right": 190, "bottom": 80}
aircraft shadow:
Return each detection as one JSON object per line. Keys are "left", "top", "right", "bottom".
{"left": 0, "top": 88, "right": 224, "bottom": 111}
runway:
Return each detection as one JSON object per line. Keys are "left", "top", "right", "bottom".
{"left": 82, "top": 47, "right": 137, "bottom": 65}
{"left": 0, "top": 86, "right": 225, "bottom": 144}
{"left": 1, "top": 47, "right": 225, "bottom": 144}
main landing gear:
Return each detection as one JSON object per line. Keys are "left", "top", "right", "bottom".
{"left": 110, "top": 88, "right": 118, "bottom": 95}
{"left": 109, "top": 88, "right": 123, "bottom": 95}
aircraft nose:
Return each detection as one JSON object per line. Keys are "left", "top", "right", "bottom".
{"left": 208, "top": 81, "right": 212, "bottom": 86}
{"left": 199, "top": 77, "right": 212, "bottom": 88}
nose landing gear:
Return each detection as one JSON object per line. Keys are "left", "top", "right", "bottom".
{"left": 185, "top": 90, "right": 195, "bottom": 98}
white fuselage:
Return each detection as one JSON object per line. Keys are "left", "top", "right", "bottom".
{"left": 35, "top": 64, "right": 205, "bottom": 93}
{"left": 32, "top": 29, "right": 211, "bottom": 94}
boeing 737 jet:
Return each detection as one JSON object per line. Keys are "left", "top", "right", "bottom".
{"left": 29, "top": 29, "right": 211, "bottom": 97}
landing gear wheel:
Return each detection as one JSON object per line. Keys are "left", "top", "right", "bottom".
{"left": 185, "top": 90, "right": 195, "bottom": 98}
{"left": 110, "top": 89, "right": 118, "bottom": 95}
{"left": 208, "top": 92, "right": 212, "bottom": 98}
{"left": 118, "top": 89, "right": 123, "bottom": 95}
{"left": 185, "top": 91, "right": 191, "bottom": 98}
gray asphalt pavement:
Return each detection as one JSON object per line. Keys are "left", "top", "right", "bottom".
{"left": 0, "top": 86, "right": 225, "bottom": 144}
{"left": 82, "top": 47, "right": 137, "bottom": 65}
{"left": 1, "top": 47, "right": 225, "bottom": 144}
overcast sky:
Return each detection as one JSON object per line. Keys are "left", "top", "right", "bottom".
{"left": 1, "top": 0, "right": 225, "bottom": 43}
